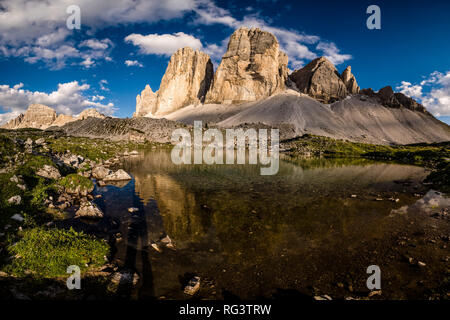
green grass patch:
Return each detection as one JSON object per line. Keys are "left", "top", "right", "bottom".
{"left": 3, "top": 227, "right": 108, "bottom": 278}
{"left": 58, "top": 173, "right": 93, "bottom": 192}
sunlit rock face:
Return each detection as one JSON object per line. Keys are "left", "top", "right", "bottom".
{"left": 78, "top": 108, "right": 106, "bottom": 120}
{"left": 135, "top": 48, "right": 214, "bottom": 117}
{"left": 2, "top": 105, "right": 106, "bottom": 129}
{"left": 2, "top": 104, "right": 56, "bottom": 129}
{"left": 155, "top": 47, "right": 214, "bottom": 116}
{"left": 205, "top": 27, "right": 289, "bottom": 104}
{"left": 134, "top": 85, "right": 157, "bottom": 117}
{"left": 340, "top": 66, "right": 360, "bottom": 94}
{"left": 52, "top": 114, "right": 76, "bottom": 127}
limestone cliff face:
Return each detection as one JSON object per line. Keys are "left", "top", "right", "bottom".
{"left": 134, "top": 48, "right": 214, "bottom": 117}
{"left": 205, "top": 27, "right": 289, "bottom": 104}
{"left": 2, "top": 104, "right": 56, "bottom": 129}
{"left": 289, "top": 57, "right": 349, "bottom": 103}
{"left": 134, "top": 85, "right": 158, "bottom": 117}
{"left": 340, "top": 66, "right": 360, "bottom": 94}
{"left": 2, "top": 104, "right": 106, "bottom": 129}
{"left": 155, "top": 47, "right": 214, "bottom": 116}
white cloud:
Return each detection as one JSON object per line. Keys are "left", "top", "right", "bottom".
{"left": 397, "top": 71, "right": 450, "bottom": 117}
{"left": 0, "top": 0, "right": 197, "bottom": 45}
{"left": 99, "top": 79, "right": 109, "bottom": 91}
{"left": 0, "top": 0, "right": 190, "bottom": 68}
{"left": 396, "top": 81, "right": 423, "bottom": 99}
{"left": 125, "top": 32, "right": 203, "bottom": 56}
{"left": 124, "top": 60, "right": 144, "bottom": 67}
{"left": 0, "top": 81, "right": 116, "bottom": 124}
{"left": 80, "top": 39, "right": 113, "bottom": 50}
{"left": 315, "top": 42, "right": 352, "bottom": 66}
{"left": 0, "top": 0, "right": 351, "bottom": 70}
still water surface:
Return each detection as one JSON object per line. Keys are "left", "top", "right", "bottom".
{"left": 92, "top": 150, "right": 449, "bottom": 299}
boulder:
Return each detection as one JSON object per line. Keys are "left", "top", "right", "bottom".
{"left": 184, "top": 276, "right": 201, "bottom": 296}
{"left": 103, "top": 169, "right": 132, "bottom": 181}
{"left": 8, "top": 196, "right": 22, "bottom": 205}
{"left": 36, "top": 165, "right": 61, "bottom": 180}
{"left": 111, "top": 270, "right": 140, "bottom": 286}
{"left": 206, "top": 27, "right": 289, "bottom": 104}
{"left": 92, "top": 166, "right": 112, "bottom": 180}
{"left": 75, "top": 202, "right": 104, "bottom": 219}
{"left": 289, "top": 57, "right": 348, "bottom": 103}
{"left": 11, "top": 213, "right": 24, "bottom": 222}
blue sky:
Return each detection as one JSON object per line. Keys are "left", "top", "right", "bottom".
{"left": 0, "top": 0, "right": 449, "bottom": 124}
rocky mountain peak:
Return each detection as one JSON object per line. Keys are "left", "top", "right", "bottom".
{"left": 205, "top": 27, "right": 289, "bottom": 104}
{"left": 1, "top": 105, "right": 106, "bottom": 130}
{"left": 289, "top": 57, "right": 348, "bottom": 103}
{"left": 2, "top": 104, "right": 57, "bottom": 129}
{"left": 155, "top": 47, "right": 213, "bottom": 116}
{"left": 134, "top": 85, "right": 157, "bottom": 117}
{"left": 78, "top": 108, "right": 106, "bottom": 120}
{"left": 134, "top": 47, "right": 214, "bottom": 117}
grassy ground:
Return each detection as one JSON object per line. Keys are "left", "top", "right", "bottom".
{"left": 4, "top": 227, "right": 108, "bottom": 278}
{"left": 0, "top": 133, "right": 110, "bottom": 280}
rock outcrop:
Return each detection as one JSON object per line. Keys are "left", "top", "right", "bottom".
{"left": 134, "top": 85, "right": 157, "bottom": 117}
{"left": 78, "top": 108, "right": 106, "bottom": 120}
{"left": 2, "top": 105, "right": 106, "bottom": 130}
{"left": 52, "top": 114, "right": 76, "bottom": 127}
{"left": 2, "top": 104, "right": 57, "bottom": 129}
{"left": 135, "top": 47, "right": 214, "bottom": 117}
{"left": 289, "top": 57, "right": 349, "bottom": 103}
{"left": 205, "top": 27, "right": 289, "bottom": 104}
{"left": 340, "top": 66, "right": 360, "bottom": 94}
{"left": 360, "top": 86, "right": 427, "bottom": 113}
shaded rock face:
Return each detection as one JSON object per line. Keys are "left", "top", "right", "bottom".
{"left": 2, "top": 105, "right": 106, "bottom": 129}
{"left": 135, "top": 48, "right": 214, "bottom": 117}
{"left": 360, "top": 86, "right": 426, "bottom": 113}
{"left": 134, "top": 85, "right": 157, "bottom": 117}
{"left": 205, "top": 27, "right": 289, "bottom": 104}
{"left": 289, "top": 57, "right": 349, "bottom": 103}
{"left": 3, "top": 104, "right": 57, "bottom": 129}
{"left": 340, "top": 66, "right": 360, "bottom": 94}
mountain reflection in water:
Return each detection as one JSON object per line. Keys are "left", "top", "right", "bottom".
{"left": 92, "top": 149, "right": 447, "bottom": 299}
